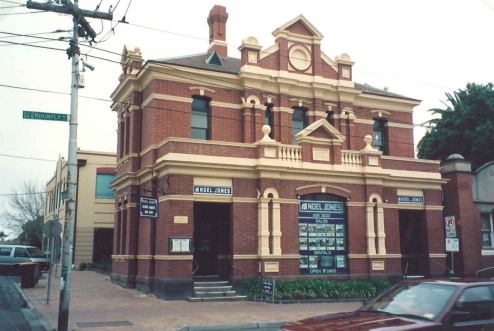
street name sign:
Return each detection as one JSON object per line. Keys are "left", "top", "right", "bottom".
{"left": 23, "top": 111, "right": 68, "bottom": 122}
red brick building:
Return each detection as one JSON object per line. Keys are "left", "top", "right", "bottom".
{"left": 110, "top": 5, "right": 447, "bottom": 299}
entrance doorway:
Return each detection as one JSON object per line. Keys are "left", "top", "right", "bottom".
{"left": 93, "top": 228, "right": 113, "bottom": 263}
{"left": 399, "top": 210, "right": 429, "bottom": 277}
{"left": 193, "top": 202, "right": 231, "bottom": 277}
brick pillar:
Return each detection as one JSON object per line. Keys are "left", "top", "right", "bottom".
{"left": 441, "top": 156, "right": 481, "bottom": 277}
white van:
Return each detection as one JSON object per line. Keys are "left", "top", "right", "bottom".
{"left": 0, "top": 245, "right": 50, "bottom": 274}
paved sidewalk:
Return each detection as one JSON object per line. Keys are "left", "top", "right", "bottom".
{"left": 20, "top": 271, "right": 362, "bottom": 331}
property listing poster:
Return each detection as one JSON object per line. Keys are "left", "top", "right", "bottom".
{"left": 299, "top": 200, "right": 347, "bottom": 274}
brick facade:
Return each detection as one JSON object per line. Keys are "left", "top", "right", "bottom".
{"left": 109, "top": 5, "right": 447, "bottom": 299}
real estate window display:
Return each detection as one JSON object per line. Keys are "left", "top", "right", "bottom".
{"left": 298, "top": 194, "right": 347, "bottom": 275}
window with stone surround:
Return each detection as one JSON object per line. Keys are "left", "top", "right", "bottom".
{"left": 481, "top": 213, "right": 493, "bottom": 249}
{"left": 292, "top": 107, "right": 307, "bottom": 145}
{"left": 373, "top": 118, "right": 388, "bottom": 154}
{"left": 191, "top": 97, "right": 210, "bottom": 140}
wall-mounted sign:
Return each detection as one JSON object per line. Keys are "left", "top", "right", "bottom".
{"left": 169, "top": 237, "right": 192, "bottom": 253}
{"left": 298, "top": 199, "right": 347, "bottom": 275}
{"left": 397, "top": 196, "right": 424, "bottom": 204}
{"left": 445, "top": 216, "right": 456, "bottom": 238}
{"left": 193, "top": 185, "right": 232, "bottom": 196}
{"left": 446, "top": 238, "right": 459, "bottom": 252}
{"left": 139, "top": 196, "right": 158, "bottom": 218}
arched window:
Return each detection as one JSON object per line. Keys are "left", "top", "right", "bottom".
{"left": 292, "top": 107, "right": 307, "bottom": 145}
{"left": 191, "top": 97, "right": 210, "bottom": 140}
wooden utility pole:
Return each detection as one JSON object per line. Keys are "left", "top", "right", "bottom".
{"left": 25, "top": 1, "right": 112, "bottom": 330}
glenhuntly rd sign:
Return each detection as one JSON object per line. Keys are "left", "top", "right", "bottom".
{"left": 23, "top": 111, "right": 68, "bottom": 122}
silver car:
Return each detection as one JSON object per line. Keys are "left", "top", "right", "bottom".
{"left": 0, "top": 245, "right": 50, "bottom": 274}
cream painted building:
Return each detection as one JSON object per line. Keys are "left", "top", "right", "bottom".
{"left": 44, "top": 150, "right": 116, "bottom": 266}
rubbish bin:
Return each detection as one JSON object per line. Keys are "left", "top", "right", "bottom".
{"left": 20, "top": 262, "right": 39, "bottom": 289}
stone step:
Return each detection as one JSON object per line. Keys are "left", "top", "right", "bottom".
{"left": 194, "top": 285, "right": 232, "bottom": 292}
{"left": 194, "top": 281, "right": 229, "bottom": 287}
{"left": 194, "top": 290, "right": 237, "bottom": 297}
{"left": 186, "top": 295, "right": 247, "bottom": 302}
{"left": 189, "top": 276, "right": 245, "bottom": 302}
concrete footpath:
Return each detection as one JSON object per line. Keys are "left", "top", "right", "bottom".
{"left": 18, "top": 271, "right": 362, "bottom": 331}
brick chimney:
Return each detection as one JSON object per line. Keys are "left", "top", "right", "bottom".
{"left": 207, "top": 5, "right": 228, "bottom": 57}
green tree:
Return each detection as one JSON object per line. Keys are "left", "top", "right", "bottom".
{"left": 1, "top": 181, "right": 45, "bottom": 246}
{"left": 417, "top": 83, "right": 494, "bottom": 170}
{"left": 17, "top": 216, "right": 44, "bottom": 247}
{"left": 0, "top": 231, "right": 6, "bottom": 241}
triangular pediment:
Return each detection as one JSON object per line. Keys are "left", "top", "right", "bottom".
{"left": 272, "top": 14, "right": 324, "bottom": 41}
{"left": 295, "top": 118, "right": 345, "bottom": 144}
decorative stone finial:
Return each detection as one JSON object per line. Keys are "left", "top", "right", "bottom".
{"left": 261, "top": 125, "right": 273, "bottom": 142}
{"left": 362, "top": 135, "right": 377, "bottom": 152}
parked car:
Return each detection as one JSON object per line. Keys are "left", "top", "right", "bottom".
{"left": 280, "top": 279, "right": 494, "bottom": 330}
{"left": 0, "top": 245, "right": 50, "bottom": 274}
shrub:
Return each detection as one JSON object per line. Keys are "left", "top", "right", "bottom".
{"left": 244, "top": 278, "right": 391, "bottom": 301}
{"left": 79, "top": 262, "right": 88, "bottom": 271}
{"left": 243, "top": 279, "right": 261, "bottom": 299}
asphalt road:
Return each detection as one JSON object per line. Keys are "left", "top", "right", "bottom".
{"left": 177, "top": 322, "right": 285, "bottom": 331}
{"left": 0, "top": 274, "right": 32, "bottom": 331}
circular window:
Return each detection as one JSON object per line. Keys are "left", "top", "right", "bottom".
{"left": 289, "top": 45, "right": 311, "bottom": 71}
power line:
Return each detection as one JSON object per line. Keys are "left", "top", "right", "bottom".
{"left": 0, "top": 0, "right": 23, "bottom": 4}
{"left": 0, "top": 29, "right": 71, "bottom": 38}
{"left": 0, "top": 83, "right": 111, "bottom": 102}
{"left": 0, "top": 38, "right": 61, "bottom": 47}
{"left": 0, "top": 191, "right": 48, "bottom": 197}
{"left": 0, "top": 10, "right": 45, "bottom": 15}
{"left": 0, "top": 152, "right": 56, "bottom": 163}
{"left": 0, "top": 38, "right": 65, "bottom": 50}
{"left": 0, "top": 152, "right": 116, "bottom": 166}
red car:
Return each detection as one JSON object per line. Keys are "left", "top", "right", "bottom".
{"left": 281, "top": 279, "right": 494, "bottom": 330}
